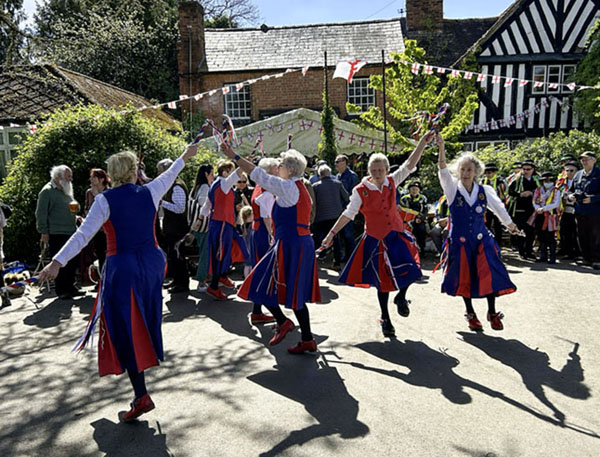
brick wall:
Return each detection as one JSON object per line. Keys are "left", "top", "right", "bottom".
{"left": 184, "top": 65, "right": 386, "bottom": 124}
{"left": 406, "top": 0, "right": 444, "bottom": 31}
{"left": 177, "top": 1, "right": 206, "bottom": 98}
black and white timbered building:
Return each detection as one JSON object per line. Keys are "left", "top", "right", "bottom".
{"left": 457, "top": 0, "right": 600, "bottom": 150}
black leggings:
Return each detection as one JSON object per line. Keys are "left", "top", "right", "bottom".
{"left": 463, "top": 296, "right": 496, "bottom": 315}
{"left": 267, "top": 304, "right": 313, "bottom": 341}
{"left": 377, "top": 286, "right": 409, "bottom": 320}
{"left": 127, "top": 369, "right": 147, "bottom": 399}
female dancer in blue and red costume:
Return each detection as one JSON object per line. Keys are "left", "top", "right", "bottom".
{"left": 221, "top": 145, "right": 321, "bottom": 354}
{"left": 322, "top": 131, "right": 434, "bottom": 338}
{"left": 200, "top": 160, "right": 249, "bottom": 300}
{"left": 247, "top": 157, "right": 279, "bottom": 325}
{"left": 38, "top": 143, "right": 200, "bottom": 422}
{"left": 436, "top": 134, "right": 520, "bottom": 331}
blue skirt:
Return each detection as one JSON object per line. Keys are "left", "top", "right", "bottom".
{"left": 208, "top": 220, "right": 249, "bottom": 276}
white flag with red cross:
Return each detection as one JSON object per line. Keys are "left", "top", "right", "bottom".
{"left": 333, "top": 59, "right": 368, "bottom": 84}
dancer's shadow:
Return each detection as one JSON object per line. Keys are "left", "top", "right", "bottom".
{"left": 23, "top": 296, "right": 84, "bottom": 328}
{"left": 317, "top": 284, "right": 339, "bottom": 305}
{"left": 458, "top": 332, "right": 590, "bottom": 424}
{"left": 248, "top": 326, "right": 369, "bottom": 457}
{"left": 91, "top": 418, "right": 172, "bottom": 457}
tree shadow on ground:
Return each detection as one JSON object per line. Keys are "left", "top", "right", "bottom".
{"left": 92, "top": 418, "right": 173, "bottom": 457}
{"left": 23, "top": 295, "right": 93, "bottom": 328}
{"left": 458, "top": 332, "right": 591, "bottom": 425}
{"left": 248, "top": 326, "right": 369, "bottom": 457}
{"left": 351, "top": 339, "right": 599, "bottom": 438}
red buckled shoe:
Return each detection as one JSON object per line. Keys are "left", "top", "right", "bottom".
{"left": 219, "top": 276, "right": 236, "bottom": 289}
{"left": 251, "top": 313, "right": 276, "bottom": 325}
{"left": 123, "top": 394, "right": 155, "bottom": 422}
{"left": 206, "top": 286, "right": 228, "bottom": 300}
{"left": 288, "top": 339, "right": 317, "bottom": 354}
{"left": 487, "top": 312, "right": 504, "bottom": 331}
{"left": 465, "top": 313, "right": 483, "bottom": 331}
{"left": 269, "top": 319, "right": 295, "bottom": 345}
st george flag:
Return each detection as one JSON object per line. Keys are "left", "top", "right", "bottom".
{"left": 333, "top": 59, "right": 368, "bottom": 84}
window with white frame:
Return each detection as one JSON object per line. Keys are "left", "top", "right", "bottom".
{"left": 531, "top": 64, "right": 576, "bottom": 95}
{"left": 224, "top": 83, "right": 251, "bottom": 120}
{"left": 475, "top": 140, "right": 510, "bottom": 150}
{"left": 347, "top": 77, "right": 375, "bottom": 112}
{"left": 462, "top": 142, "right": 474, "bottom": 152}
{"left": 0, "top": 128, "right": 25, "bottom": 179}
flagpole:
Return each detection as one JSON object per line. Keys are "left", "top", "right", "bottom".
{"left": 382, "top": 50, "right": 388, "bottom": 155}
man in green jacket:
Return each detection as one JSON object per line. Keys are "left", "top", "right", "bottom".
{"left": 35, "top": 165, "right": 85, "bottom": 299}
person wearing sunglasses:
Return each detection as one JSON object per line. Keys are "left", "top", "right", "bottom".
{"left": 527, "top": 171, "right": 561, "bottom": 264}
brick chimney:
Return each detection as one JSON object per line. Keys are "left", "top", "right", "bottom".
{"left": 177, "top": 1, "right": 206, "bottom": 100}
{"left": 406, "top": 0, "right": 444, "bottom": 32}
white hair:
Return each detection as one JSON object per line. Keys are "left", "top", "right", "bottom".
{"left": 157, "top": 158, "right": 174, "bottom": 173}
{"left": 50, "top": 165, "right": 70, "bottom": 181}
{"left": 258, "top": 157, "right": 280, "bottom": 172}
{"left": 367, "top": 153, "right": 390, "bottom": 173}
{"left": 449, "top": 152, "right": 485, "bottom": 179}
{"left": 280, "top": 149, "right": 307, "bottom": 178}
{"left": 318, "top": 164, "right": 332, "bottom": 177}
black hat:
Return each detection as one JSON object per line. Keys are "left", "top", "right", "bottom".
{"left": 560, "top": 154, "right": 576, "bottom": 162}
{"left": 580, "top": 151, "right": 596, "bottom": 160}
{"left": 564, "top": 160, "right": 579, "bottom": 169}
{"left": 522, "top": 159, "right": 536, "bottom": 168}
{"left": 541, "top": 171, "right": 554, "bottom": 179}
{"left": 512, "top": 161, "right": 522, "bottom": 169}
{"left": 408, "top": 181, "right": 422, "bottom": 190}
{"left": 484, "top": 162, "right": 498, "bottom": 172}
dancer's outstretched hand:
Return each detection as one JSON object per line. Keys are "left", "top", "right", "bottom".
{"left": 38, "top": 260, "right": 61, "bottom": 282}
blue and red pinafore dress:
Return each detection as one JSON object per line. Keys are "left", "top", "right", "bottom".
{"left": 249, "top": 185, "right": 271, "bottom": 266}
{"left": 75, "top": 184, "right": 166, "bottom": 377}
{"left": 207, "top": 178, "right": 249, "bottom": 276}
{"left": 238, "top": 180, "right": 321, "bottom": 309}
{"left": 339, "top": 176, "right": 422, "bottom": 292}
{"left": 441, "top": 185, "right": 516, "bottom": 298}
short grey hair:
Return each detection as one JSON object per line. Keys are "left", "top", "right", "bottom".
{"left": 50, "top": 165, "right": 70, "bottom": 181}
{"left": 367, "top": 153, "right": 390, "bottom": 173}
{"left": 280, "top": 149, "right": 307, "bottom": 178}
{"left": 318, "top": 164, "right": 331, "bottom": 177}
{"left": 157, "top": 158, "right": 174, "bottom": 173}
{"left": 449, "top": 152, "right": 485, "bottom": 180}
{"left": 258, "top": 157, "right": 280, "bottom": 172}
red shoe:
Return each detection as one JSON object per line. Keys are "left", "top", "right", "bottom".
{"left": 288, "top": 339, "right": 317, "bottom": 354}
{"left": 487, "top": 312, "right": 504, "bottom": 331}
{"left": 206, "top": 286, "right": 228, "bottom": 300}
{"left": 123, "top": 394, "right": 155, "bottom": 422}
{"left": 269, "top": 319, "right": 295, "bottom": 345}
{"left": 251, "top": 313, "right": 276, "bottom": 325}
{"left": 219, "top": 276, "right": 236, "bottom": 289}
{"left": 465, "top": 313, "right": 483, "bottom": 331}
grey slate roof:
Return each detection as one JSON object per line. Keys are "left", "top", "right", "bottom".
{"left": 204, "top": 18, "right": 404, "bottom": 72}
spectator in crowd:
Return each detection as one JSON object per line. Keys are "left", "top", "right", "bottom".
{"left": 508, "top": 159, "right": 539, "bottom": 260}
{"left": 481, "top": 162, "right": 508, "bottom": 247}
{"left": 158, "top": 159, "right": 190, "bottom": 293}
{"left": 335, "top": 154, "right": 360, "bottom": 261}
{"left": 312, "top": 164, "right": 349, "bottom": 271}
{"left": 35, "top": 165, "right": 84, "bottom": 300}
{"left": 85, "top": 168, "right": 110, "bottom": 273}
{"left": 0, "top": 201, "right": 10, "bottom": 308}
{"left": 236, "top": 205, "right": 254, "bottom": 278}
{"left": 188, "top": 164, "right": 214, "bottom": 291}
{"left": 234, "top": 172, "right": 253, "bottom": 215}
{"left": 309, "top": 159, "right": 327, "bottom": 184}
{"left": 568, "top": 151, "right": 600, "bottom": 269}
{"left": 557, "top": 161, "right": 580, "bottom": 260}
{"left": 528, "top": 171, "right": 561, "bottom": 264}
{"left": 506, "top": 161, "right": 522, "bottom": 186}
{"left": 430, "top": 194, "right": 449, "bottom": 254}
{"left": 400, "top": 181, "right": 428, "bottom": 254}
{"left": 302, "top": 175, "right": 317, "bottom": 225}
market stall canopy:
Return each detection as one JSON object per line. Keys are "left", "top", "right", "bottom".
{"left": 198, "top": 108, "right": 387, "bottom": 157}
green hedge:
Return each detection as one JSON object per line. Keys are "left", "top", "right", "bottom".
{"left": 0, "top": 104, "right": 216, "bottom": 263}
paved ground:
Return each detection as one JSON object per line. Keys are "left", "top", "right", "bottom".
{"left": 1, "top": 252, "right": 599, "bottom": 457}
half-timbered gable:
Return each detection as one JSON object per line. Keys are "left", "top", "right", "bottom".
{"left": 460, "top": 0, "right": 600, "bottom": 149}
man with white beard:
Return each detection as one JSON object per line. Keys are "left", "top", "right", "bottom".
{"left": 36, "top": 165, "right": 85, "bottom": 299}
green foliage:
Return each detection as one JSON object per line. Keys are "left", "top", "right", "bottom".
{"left": 347, "top": 40, "right": 479, "bottom": 156}
{"left": 0, "top": 0, "right": 26, "bottom": 65}
{"left": 318, "top": 88, "right": 338, "bottom": 164}
{"left": 205, "top": 15, "right": 239, "bottom": 28}
{"left": 0, "top": 104, "right": 216, "bottom": 262}
{"left": 574, "top": 19, "right": 600, "bottom": 131}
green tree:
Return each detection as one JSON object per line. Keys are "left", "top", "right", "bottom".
{"left": 318, "top": 88, "right": 337, "bottom": 164}
{"left": 574, "top": 19, "right": 600, "bottom": 131}
{"left": 0, "top": 104, "right": 215, "bottom": 262}
{"left": 0, "top": 0, "right": 27, "bottom": 65}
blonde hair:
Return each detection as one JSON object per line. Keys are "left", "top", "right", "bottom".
{"left": 280, "top": 149, "right": 307, "bottom": 178}
{"left": 217, "top": 159, "right": 235, "bottom": 176}
{"left": 237, "top": 205, "right": 253, "bottom": 225}
{"left": 368, "top": 153, "right": 390, "bottom": 173}
{"left": 449, "top": 152, "right": 485, "bottom": 180}
{"left": 107, "top": 151, "right": 138, "bottom": 187}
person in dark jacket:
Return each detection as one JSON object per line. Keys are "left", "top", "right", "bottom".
{"left": 312, "top": 164, "right": 349, "bottom": 270}
{"left": 507, "top": 159, "right": 540, "bottom": 259}
{"left": 400, "top": 181, "right": 428, "bottom": 254}
{"left": 568, "top": 151, "right": 600, "bottom": 269}
{"left": 335, "top": 155, "right": 360, "bottom": 260}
